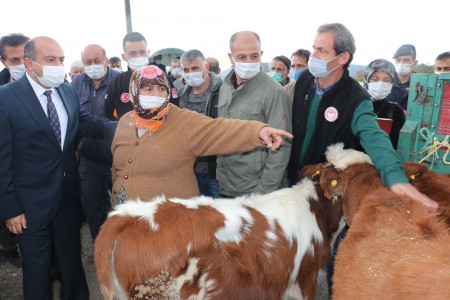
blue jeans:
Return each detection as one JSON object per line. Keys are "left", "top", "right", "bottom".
{"left": 327, "top": 225, "right": 348, "bottom": 297}
{"left": 195, "top": 172, "right": 220, "bottom": 198}
{"left": 79, "top": 157, "right": 112, "bottom": 241}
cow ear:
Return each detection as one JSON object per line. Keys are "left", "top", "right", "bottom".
{"left": 319, "top": 167, "right": 342, "bottom": 200}
{"left": 298, "top": 163, "right": 324, "bottom": 182}
{"left": 403, "top": 162, "right": 428, "bottom": 180}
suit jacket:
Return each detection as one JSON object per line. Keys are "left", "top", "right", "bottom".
{"left": 0, "top": 75, "right": 117, "bottom": 222}
{"left": 0, "top": 68, "right": 11, "bottom": 85}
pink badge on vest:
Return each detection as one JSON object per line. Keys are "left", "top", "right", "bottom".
{"left": 324, "top": 106, "right": 338, "bottom": 122}
{"left": 120, "top": 93, "right": 130, "bottom": 103}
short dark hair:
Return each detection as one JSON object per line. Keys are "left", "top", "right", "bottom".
{"left": 436, "top": 51, "right": 450, "bottom": 62}
{"left": 109, "top": 56, "right": 121, "bottom": 64}
{"left": 122, "top": 32, "right": 146, "bottom": 50}
{"left": 0, "top": 33, "right": 30, "bottom": 59}
{"left": 272, "top": 55, "right": 291, "bottom": 71}
{"left": 291, "top": 49, "right": 311, "bottom": 62}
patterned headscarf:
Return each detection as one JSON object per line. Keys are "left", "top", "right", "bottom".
{"left": 129, "top": 65, "right": 171, "bottom": 119}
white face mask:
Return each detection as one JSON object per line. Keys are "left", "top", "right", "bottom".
{"left": 367, "top": 81, "right": 393, "bottom": 100}
{"left": 308, "top": 54, "right": 341, "bottom": 78}
{"left": 395, "top": 63, "right": 411, "bottom": 76}
{"left": 112, "top": 67, "right": 122, "bottom": 73}
{"left": 7, "top": 63, "right": 26, "bottom": 80}
{"left": 84, "top": 64, "right": 106, "bottom": 80}
{"left": 182, "top": 71, "right": 205, "bottom": 87}
{"left": 32, "top": 61, "right": 66, "bottom": 88}
{"left": 128, "top": 57, "right": 148, "bottom": 71}
{"left": 233, "top": 59, "right": 260, "bottom": 80}
{"left": 171, "top": 68, "right": 181, "bottom": 77}
{"left": 139, "top": 95, "right": 166, "bottom": 109}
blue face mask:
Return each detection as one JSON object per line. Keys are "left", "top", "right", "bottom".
{"left": 268, "top": 71, "right": 282, "bottom": 83}
{"left": 290, "top": 69, "right": 304, "bottom": 81}
{"left": 308, "top": 54, "right": 342, "bottom": 78}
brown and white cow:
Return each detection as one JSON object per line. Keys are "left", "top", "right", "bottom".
{"left": 94, "top": 167, "right": 344, "bottom": 300}
{"left": 403, "top": 161, "right": 450, "bottom": 227}
{"left": 320, "top": 144, "right": 450, "bottom": 299}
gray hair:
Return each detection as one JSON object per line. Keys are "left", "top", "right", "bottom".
{"left": 180, "top": 49, "right": 206, "bottom": 66}
{"left": 71, "top": 60, "right": 84, "bottom": 69}
{"left": 23, "top": 39, "right": 36, "bottom": 60}
{"left": 317, "top": 23, "right": 355, "bottom": 68}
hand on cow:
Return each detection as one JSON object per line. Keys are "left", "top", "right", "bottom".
{"left": 5, "top": 214, "right": 27, "bottom": 234}
{"left": 258, "top": 127, "right": 293, "bottom": 151}
{"left": 391, "top": 183, "right": 439, "bottom": 212}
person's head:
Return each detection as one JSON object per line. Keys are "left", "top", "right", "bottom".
{"left": 290, "top": 49, "right": 310, "bottom": 81}
{"left": 269, "top": 55, "right": 291, "bottom": 84}
{"left": 393, "top": 44, "right": 417, "bottom": 78}
{"left": 169, "top": 58, "right": 182, "bottom": 78}
{"left": 206, "top": 57, "right": 221, "bottom": 75}
{"left": 122, "top": 32, "right": 149, "bottom": 71}
{"left": 434, "top": 51, "right": 450, "bottom": 74}
{"left": 69, "top": 60, "right": 85, "bottom": 80}
{"left": 81, "top": 44, "right": 108, "bottom": 81}
{"left": 24, "top": 36, "right": 66, "bottom": 89}
{"left": 364, "top": 59, "right": 396, "bottom": 101}
{"left": 180, "top": 49, "right": 209, "bottom": 88}
{"left": 0, "top": 33, "right": 30, "bottom": 80}
{"left": 129, "top": 65, "right": 171, "bottom": 118}
{"left": 109, "top": 56, "right": 122, "bottom": 72}
{"left": 228, "top": 31, "right": 262, "bottom": 82}
{"left": 309, "top": 23, "right": 355, "bottom": 79}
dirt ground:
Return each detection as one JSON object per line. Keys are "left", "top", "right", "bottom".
{"left": 0, "top": 223, "right": 329, "bottom": 300}
{"left": 0, "top": 223, "right": 101, "bottom": 300}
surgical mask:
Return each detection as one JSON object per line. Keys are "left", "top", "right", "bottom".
{"left": 182, "top": 71, "right": 205, "bottom": 87}
{"left": 112, "top": 67, "right": 122, "bottom": 73}
{"left": 128, "top": 57, "right": 148, "bottom": 71}
{"left": 268, "top": 71, "right": 282, "bottom": 83}
{"left": 290, "top": 69, "right": 304, "bottom": 81}
{"left": 367, "top": 81, "right": 393, "bottom": 100}
{"left": 308, "top": 54, "right": 341, "bottom": 78}
{"left": 395, "top": 63, "right": 411, "bottom": 76}
{"left": 8, "top": 63, "right": 26, "bottom": 80}
{"left": 139, "top": 95, "right": 167, "bottom": 109}
{"left": 84, "top": 64, "right": 106, "bottom": 80}
{"left": 171, "top": 68, "right": 181, "bottom": 77}
{"left": 32, "top": 61, "right": 65, "bottom": 88}
{"left": 233, "top": 60, "right": 260, "bottom": 80}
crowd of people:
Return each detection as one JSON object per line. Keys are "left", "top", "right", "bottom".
{"left": 0, "top": 23, "right": 448, "bottom": 299}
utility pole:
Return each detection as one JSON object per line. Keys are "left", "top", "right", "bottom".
{"left": 124, "top": 0, "right": 133, "bottom": 33}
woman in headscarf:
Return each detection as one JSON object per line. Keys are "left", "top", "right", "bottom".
{"left": 364, "top": 59, "right": 405, "bottom": 149}
{"left": 111, "top": 65, "right": 291, "bottom": 205}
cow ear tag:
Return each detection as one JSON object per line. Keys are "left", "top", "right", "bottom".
{"left": 330, "top": 179, "right": 338, "bottom": 187}
{"left": 311, "top": 170, "right": 321, "bottom": 179}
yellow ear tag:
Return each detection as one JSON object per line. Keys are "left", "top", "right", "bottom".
{"left": 409, "top": 175, "right": 416, "bottom": 180}
{"left": 311, "top": 170, "right": 321, "bottom": 179}
{"left": 331, "top": 179, "right": 338, "bottom": 187}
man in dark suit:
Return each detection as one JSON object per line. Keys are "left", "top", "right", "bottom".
{"left": 0, "top": 36, "right": 117, "bottom": 300}
{"left": 0, "top": 33, "right": 30, "bottom": 268}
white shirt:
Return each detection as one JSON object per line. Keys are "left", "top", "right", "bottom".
{"left": 26, "top": 72, "right": 68, "bottom": 149}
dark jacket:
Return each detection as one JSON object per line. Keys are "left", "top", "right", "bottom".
{"left": 0, "top": 75, "right": 117, "bottom": 222}
{"left": 288, "top": 69, "right": 369, "bottom": 184}
{"left": 178, "top": 72, "right": 221, "bottom": 178}
{"left": 105, "top": 62, "right": 179, "bottom": 120}
{"left": 71, "top": 68, "right": 119, "bottom": 164}
{"left": 386, "top": 74, "right": 410, "bottom": 110}
{"left": 0, "top": 68, "right": 11, "bottom": 85}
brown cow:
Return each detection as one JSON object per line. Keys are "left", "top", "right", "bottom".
{"left": 403, "top": 161, "right": 450, "bottom": 227}
{"left": 319, "top": 144, "right": 450, "bottom": 299}
{"left": 94, "top": 165, "right": 344, "bottom": 300}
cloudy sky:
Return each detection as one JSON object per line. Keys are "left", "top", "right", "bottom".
{"left": 2, "top": 0, "right": 449, "bottom": 72}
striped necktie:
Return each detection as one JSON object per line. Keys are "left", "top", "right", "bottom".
{"left": 43, "top": 90, "right": 61, "bottom": 145}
